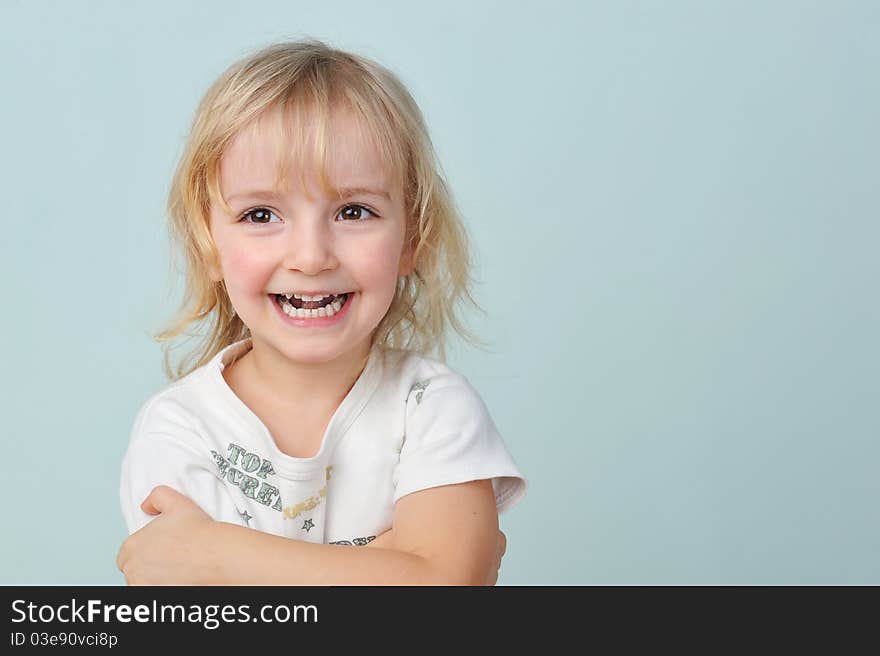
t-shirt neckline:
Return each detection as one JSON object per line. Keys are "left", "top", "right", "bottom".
{"left": 209, "top": 337, "right": 384, "bottom": 478}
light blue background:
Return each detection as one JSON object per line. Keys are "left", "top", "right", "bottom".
{"left": 1, "top": 0, "right": 877, "bottom": 584}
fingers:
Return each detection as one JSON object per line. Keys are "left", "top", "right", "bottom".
{"left": 116, "top": 538, "right": 137, "bottom": 585}
{"left": 116, "top": 541, "right": 128, "bottom": 573}
{"left": 497, "top": 530, "right": 507, "bottom": 558}
{"left": 486, "top": 529, "right": 506, "bottom": 586}
{"left": 140, "top": 485, "right": 182, "bottom": 515}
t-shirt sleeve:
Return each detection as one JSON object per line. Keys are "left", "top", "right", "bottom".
{"left": 393, "top": 373, "right": 528, "bottom": 514}
{"left": 119, "top": 400, "right": 244, "bottom": 534}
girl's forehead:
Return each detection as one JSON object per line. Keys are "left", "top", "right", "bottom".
{"left": 219, "top": 107, "right": 393, "bottom": 197}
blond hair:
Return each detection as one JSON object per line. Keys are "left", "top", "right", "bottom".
{"left": 154, "top": 38, "right": 488, "bottom": 381}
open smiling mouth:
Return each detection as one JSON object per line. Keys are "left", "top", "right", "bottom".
{"left": 271, "top": 293, "right": 351, "bottom": 319}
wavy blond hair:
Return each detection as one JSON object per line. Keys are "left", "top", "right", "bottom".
{"left": 154, "top": 38, "right": 488, "bottom": 381}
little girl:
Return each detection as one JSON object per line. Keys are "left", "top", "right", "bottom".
{"left": 117, "top": 38, "right": 527, "bottom": 585}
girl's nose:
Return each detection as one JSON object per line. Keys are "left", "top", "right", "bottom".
{"left": 280, "top": 218, "right": 338, "bottom": 274}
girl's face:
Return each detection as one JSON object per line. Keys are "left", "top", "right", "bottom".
{"left": 208, "top": 106, "right": 412, "bottom": 366}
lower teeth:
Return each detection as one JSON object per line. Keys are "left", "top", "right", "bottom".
{"left": 276, "top": 294, "right": 348, "bottom": 319}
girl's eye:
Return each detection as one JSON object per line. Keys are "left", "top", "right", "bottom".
{"left": 238, "top": 204, "right": 378, "bottom": 225}
{"left": 337, "top": 204, "right": 378, "bottom": 222}
{"left": 240, "top": 207, "right": 279, "bottom": 224}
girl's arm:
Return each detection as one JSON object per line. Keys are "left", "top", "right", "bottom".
{"left": 365, "top": 524, "right": 508, "bottom": 582}
{"left": 117, "top": 479, "right": 501, "bottom": 585}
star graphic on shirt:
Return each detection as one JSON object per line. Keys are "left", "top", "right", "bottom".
{"left": 410, "top": 379, "right": 430, "bottom": 405}
{"left": 302, "top": 518, "right": 315, "bottom": 532}
{"left": 239, "top": 510, "right": 252, "bottom": 526}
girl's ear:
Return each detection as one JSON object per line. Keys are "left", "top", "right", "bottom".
{"left": 398, "top": 245, "right": 414, "bottom": 277}
{"left": 398, "top": 225, "right": 417, "bottom": 277}
{"left": 207, "top": 261, "right": 223, "bottom": 283}
{"left": 206, "top": 248, "right": 223, "bottom": 282}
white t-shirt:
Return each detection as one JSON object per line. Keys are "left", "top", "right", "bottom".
{"left": 120, "top": 338, "right": 527, "bottom": 545}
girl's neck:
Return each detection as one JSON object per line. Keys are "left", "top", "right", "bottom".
{"left": 230, "top": 337, "right": 373, "bottom": 413}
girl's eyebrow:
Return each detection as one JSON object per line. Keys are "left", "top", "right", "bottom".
{"left": 335, "top": 186, "right": 392, "bottom": 201}
{"left": 227, "top": 189, "right": 284, "bottom": 203}
{"left": 228, "top": 186, "right": 391, "bottom": 203}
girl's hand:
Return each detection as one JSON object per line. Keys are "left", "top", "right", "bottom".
{"left": 116, "top": 485, "right": 218, "bottom": 585}
{"left": 486, "top": 529, "right": 507, "bottom": 585}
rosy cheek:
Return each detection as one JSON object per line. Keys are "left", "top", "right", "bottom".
{"left": 222, "top": 245, "right": 270, "bottom": 292}
{"left": 352, "top": 242, "right": 405, "bottom": 296}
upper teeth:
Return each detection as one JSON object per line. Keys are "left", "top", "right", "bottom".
{"left": 282, "top": 293, "right": 337, "bottom": 301}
